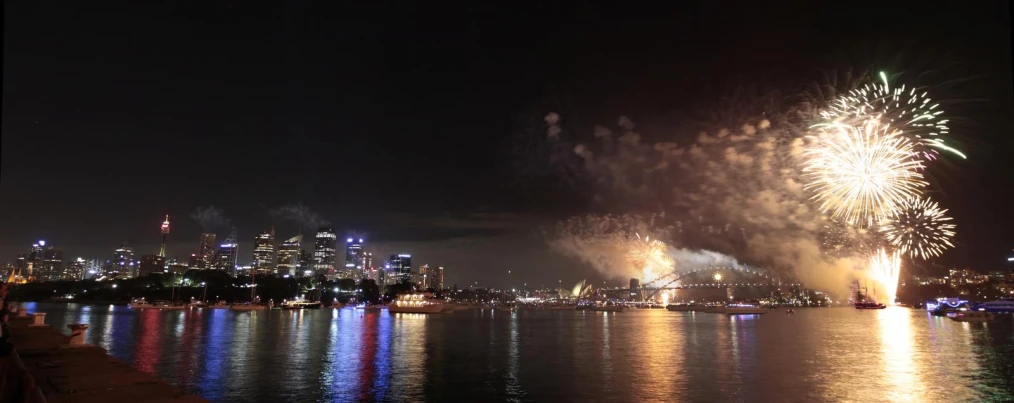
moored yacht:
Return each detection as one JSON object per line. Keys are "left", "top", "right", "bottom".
{"left": 129, "top": 298, "right": 153, "bottom": 309}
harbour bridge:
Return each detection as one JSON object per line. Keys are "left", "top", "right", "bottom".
{"left": 635, "top": 264, "right": 794, "bottom": 299}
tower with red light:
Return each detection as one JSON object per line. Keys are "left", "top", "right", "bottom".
{"left": 159, "top": 215, "right": 170, "bottom": 257}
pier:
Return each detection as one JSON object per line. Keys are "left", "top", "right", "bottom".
{"left": 0, "top": 306, "right": 207, "bottom": 403}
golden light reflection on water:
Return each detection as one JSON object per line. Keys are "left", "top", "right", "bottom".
{"left": 877, "top": 307, "right": 921, "bottom": 402}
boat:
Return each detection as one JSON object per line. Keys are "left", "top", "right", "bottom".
{"left": 785, "top": 309, "right": 795, "bottom": 315}
{"left": 725, "top": 303, "right": 767, "bottom": 315}
{"left": 972, "top": 299, "right": 1014, "bottom": 314}
{"left": 129, "top": 298, "right": 154, "bottom": 309}
{"left": 281, "top": 300, "right": 322, "bottom": 310}
{"left": 590, "top": 302, "right": 625, "bottom": 312}
{"left": 206, "top": 300, "right": 230, "bottom": 309}
{"left": 388, "top": 293, "right": 451, "bottom": 314}
{"left": 948, "top": 311, "right": 995, "bottom": 322}
{"left": 853, "top": 281, "right": 886, "bottom": 309}
{"left": 151, "top": 300, "right": 186, "bottom": 310}
{"left": 231, "top": 266, "right": 267, "bottom": 311}
{"left": 702, "top": 304, "right": 727, "bottom": 313}
{"left": 231, "top": 302, "right": 268, "bottom": 311}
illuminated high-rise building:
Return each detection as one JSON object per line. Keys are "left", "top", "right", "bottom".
{"left": 313, "top": 227, "right": 337, "bottom": 279}
{"left": 252, "top": 228, "right": 276, "bottom": 275}
{"left": 433, "top": 266, "right": 445, "bottom": 290}
{"left": 196, "top": 233, "right": 217, "bottom": 269}
{"left": 159, "top": 215, "right": 171, "bottom": 257}
{"left": 388, "top": 254, "right": 412, "bottom": 284}
{"left": 41, "top": 247, "right": 64, "bottom": 282}
{"left": 343, "top": 237, "right": 364, "bottom": 279}
{"left": 277, "top": 235, "right": 302, "bottom": 277}
{"left": 139, "top": 255, "right": 166, "bottom": 277}
{"left": 62, "top": 258, "right": 86, "bottom": 280}
{"left": 213, "top": 229, "right": 239, "bottom": 275}
{"left": 416, "top": 264, "right": 429, "bottom": 289}
{"left": 106, "top": 244, "right": 135, "bottom": 278}
{"left": 298, "top": 249, "right": 313, "bottom": 277}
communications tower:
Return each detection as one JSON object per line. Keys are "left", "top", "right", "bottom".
{"left": 159, "top": 215, "right": 171, "bottom": 257}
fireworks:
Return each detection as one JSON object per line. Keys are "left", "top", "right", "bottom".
{"left": 821, "top": 71, "right": 965, "bottom": 160}
{"left": 627, "top": 234, "right": 674, "bottom": 284}
{"left": 880, "top": 196, "right": 956, "bottom": 259}
{"left": 869, "top": 248, "right": 901, "bottom": 305}
{"left": 803, "top": 118, "right": 929, "bottom": 227}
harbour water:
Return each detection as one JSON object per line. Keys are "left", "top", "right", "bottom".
{"left": 23, "top": 302, "right": 1014, "bottom": 402}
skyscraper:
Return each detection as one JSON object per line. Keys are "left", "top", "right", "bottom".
{"left": 343, "top": 237, "right": 364, "bottom": 279}
{"left": 313, "top": 227, "right": 337, "bottom": 279}
{"left": 139, "top": 255, "right": 166, "bottom": 276}
{"left": 388, "top": 254, "right": 412, "bottom": 284}
{"left": 196, "top": 233, "right": 217, "bottom": 269}
{"left": 416, "top": 264, "right": 429, "bottom": 289}
{"left": 298, "top": 249, "right": 313, "bottom": 277}
{"left": 214, "top": 229, "right": 239, "bottom": 275}
{"left": 433, "top": 266, "right": 445, "bottom": 291}
{"left": 277, "top": 235, "right": 302, "bottom": 277}
{"left": 253, "top": 228, "right": 276, "bottom": 275}
{"left": 63, "top": 258, "right": 85, "bottom": 280}
{"left": 41, "top": 247, "right": 64, "bottom": 282}
{"left": 107, "top": 245, "right": 135, "bottom": 278}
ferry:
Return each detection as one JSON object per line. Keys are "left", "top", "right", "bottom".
{"left": 972, "top": 299, "right": 1014, "bottom": 314}
{"left": 725, "top": 303, "right": 767, "bottom": 315}
{"left": 388, "top": 293, "right": 452, "bottom": 314}
{"left": 948, "top": 311, "right": 995, "bottom": 322}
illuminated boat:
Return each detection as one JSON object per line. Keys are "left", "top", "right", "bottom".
{"left": 725, "top": 303, "right": 767, "bottom": 315}
{"left": 853, "top": 282, "right": 886, "bottom": 309}
{"left": 589, "top": 302, "right": 625, "bottom": 312}
{"left": 388, "top": 293, "right": 450, "bottom": 314}
{"left": 972, "top": 299, "right": 1014, "bottom": 314}
{"left": 280, "top": 300, "right": 322, "bottom": 310}
{"left": 948, "top": 311, "right": 994, "bottom": 322}
{"left": 129, "top": 298, "right": 154, "bottom": 309}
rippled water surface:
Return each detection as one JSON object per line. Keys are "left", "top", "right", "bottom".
{"left": 25, "top": 303, "right": 1014, "bottom": 402}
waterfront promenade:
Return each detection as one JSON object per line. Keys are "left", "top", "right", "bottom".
{"left": 0, "top": 307, "right": 207, "bottom": 403}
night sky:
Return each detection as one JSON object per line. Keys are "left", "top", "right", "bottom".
{"left": 3, "top": 1, "right": 1012, "bottom": 287}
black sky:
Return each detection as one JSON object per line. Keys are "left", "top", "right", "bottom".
{"left": 2, "top": 1, "right": 1012, "bottom": 285}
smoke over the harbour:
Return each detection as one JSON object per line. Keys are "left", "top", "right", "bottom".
{"left": 541, "top": 113, "right": 865, "bottom": 292}
{"left": 190, "top": 205, "right": 231, "bottom": 233}
{"left": 270, "top": 203, "right": 331, "bottom": 232}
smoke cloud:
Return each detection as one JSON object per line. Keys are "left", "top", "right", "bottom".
{"left": 542, "top": 113, "right": 869, "bottom": 293}
{"left": 190, "top": 206, "right": 231, "bottom": 233}
{"left": 270, "top": 203, "right": 331, "bottom": 232}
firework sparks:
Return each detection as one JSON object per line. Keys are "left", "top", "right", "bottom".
{"left": 627, "top": 234, "right": 674, "bottom": 284}
{"left": 880, "top": 196, "right": 956, "bottom": 259}
{"left": 869, "top": 248, "right": 901, "bottom": 305}
{"left": 821, "top": 71, "right": 965, "bottom": 160}
{"left": 803, "top": 118, "right": 929, "bottom": 227}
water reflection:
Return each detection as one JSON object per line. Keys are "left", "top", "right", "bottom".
{"left": 23, "top": 304, "right": 1014, "bottom": 403}
{"left": 877, "top": 307, "right": 921, "bottom": 402}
